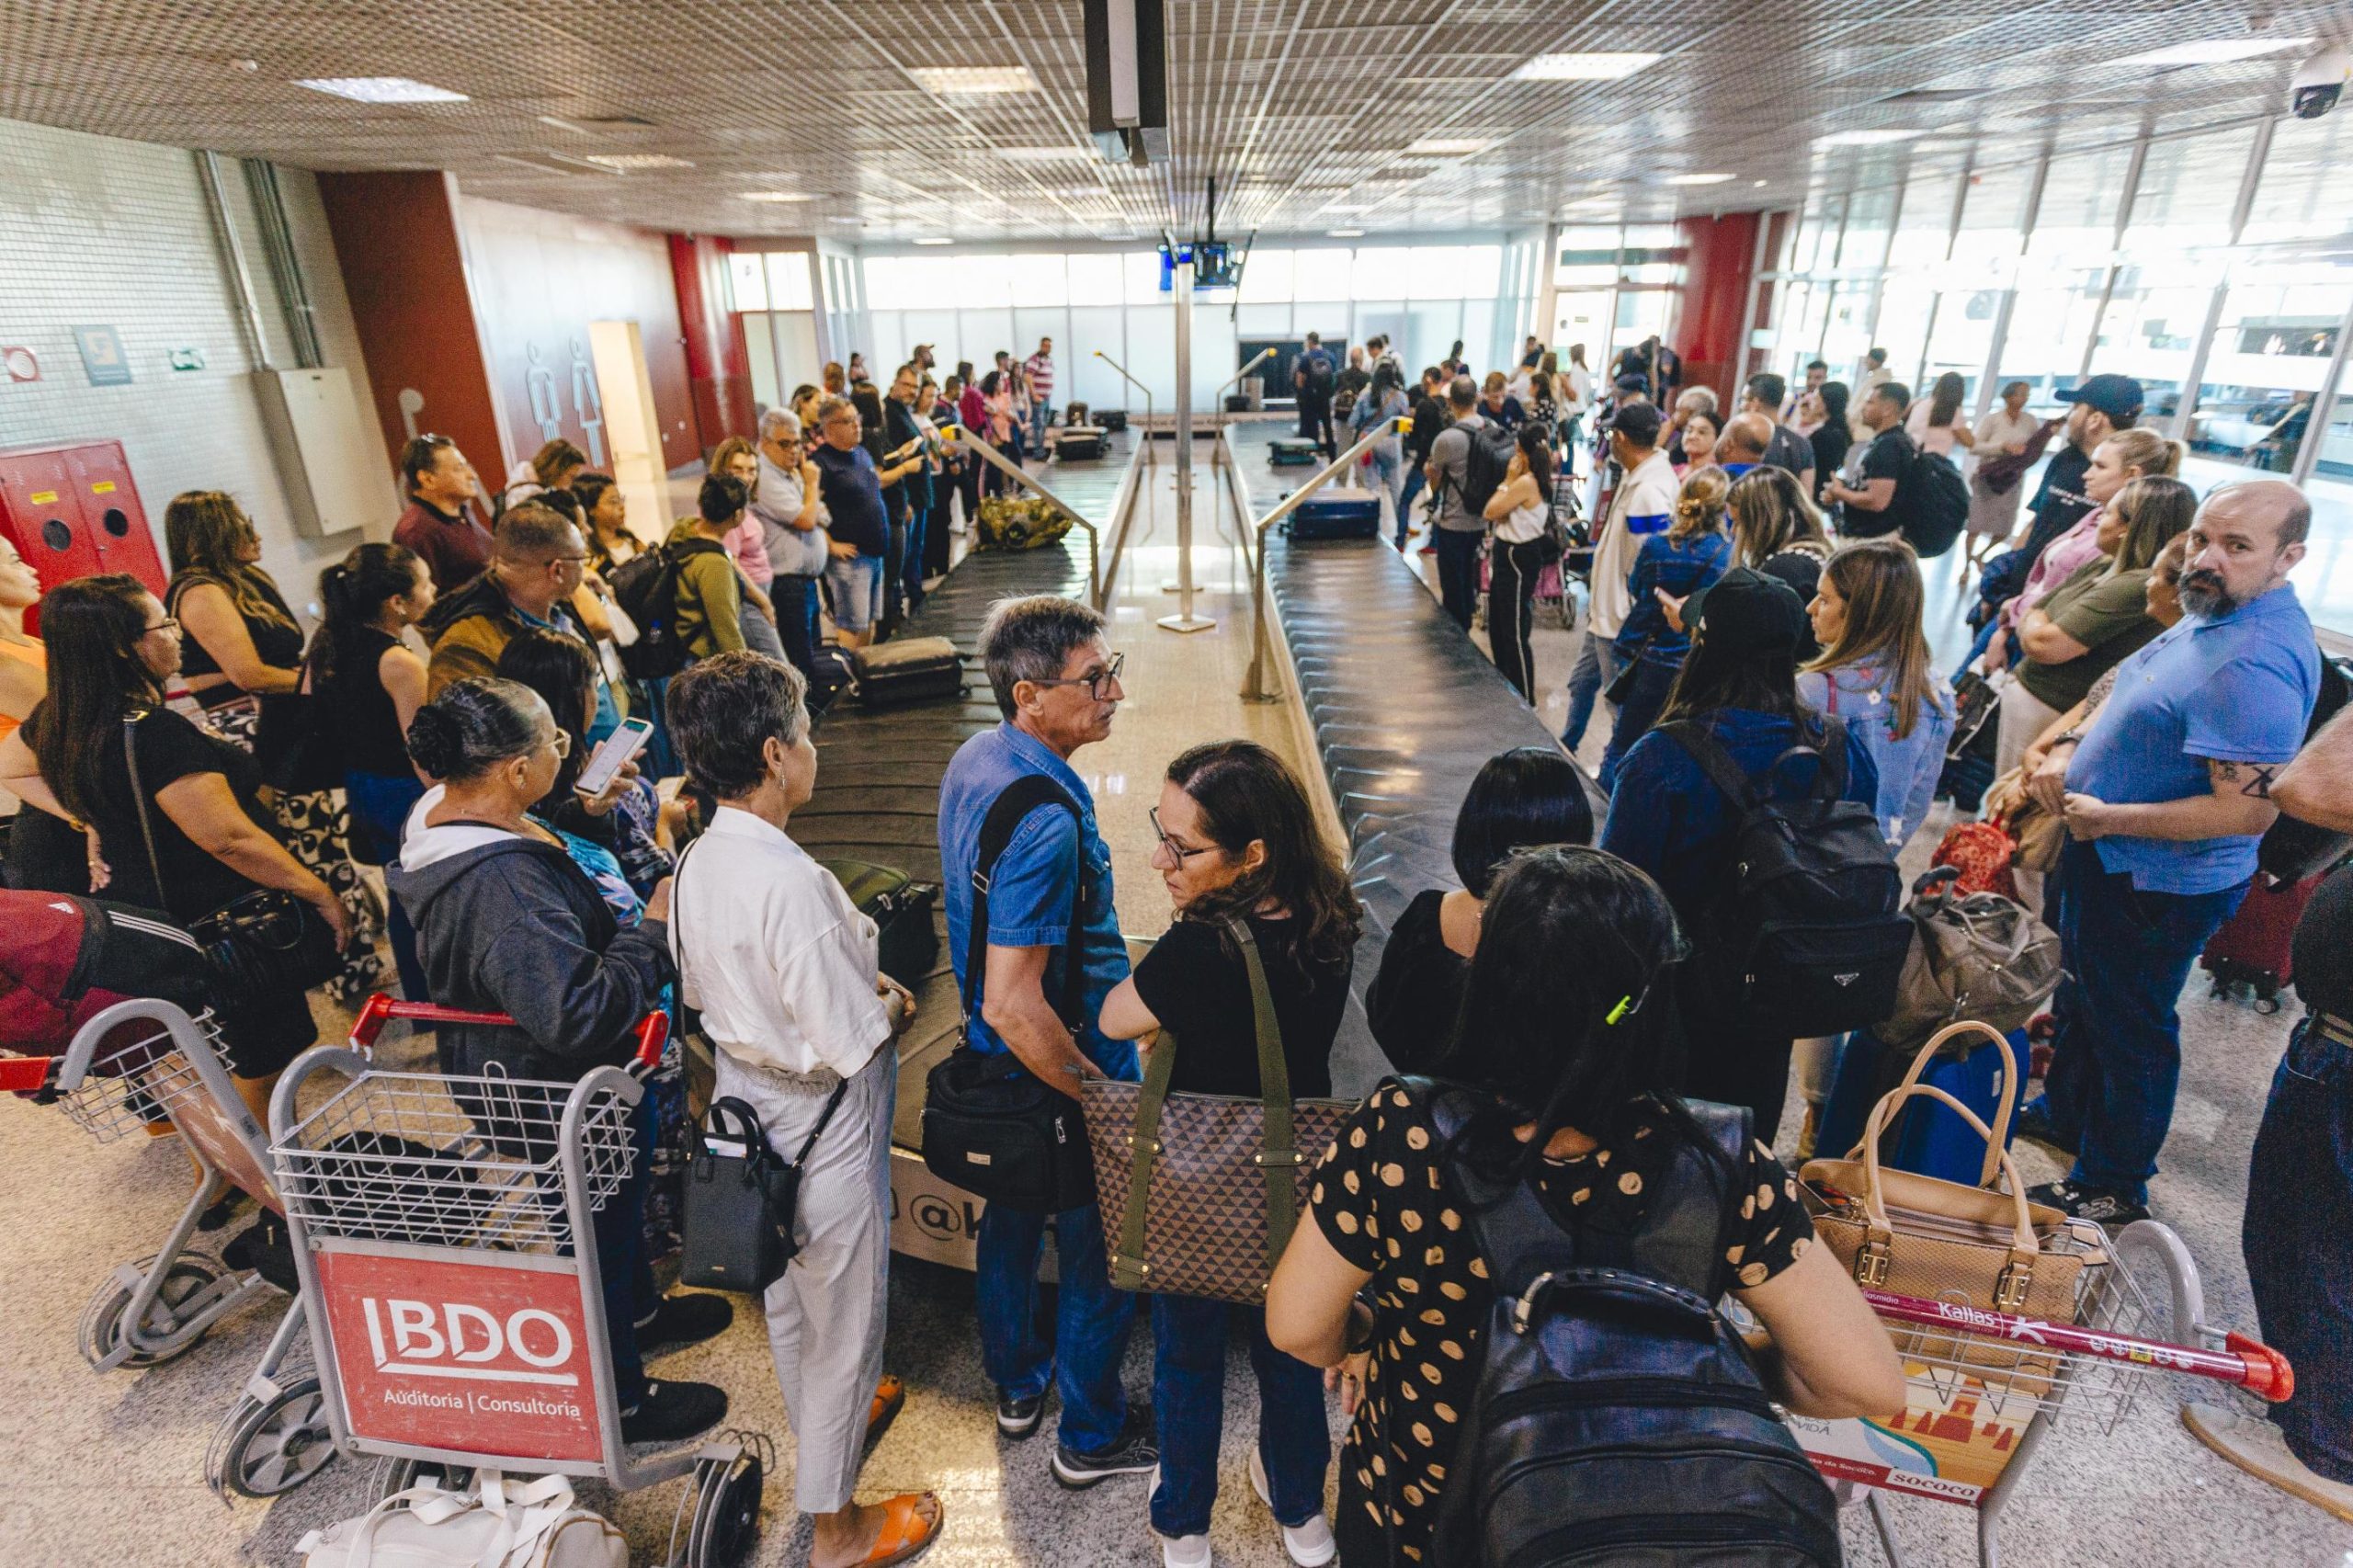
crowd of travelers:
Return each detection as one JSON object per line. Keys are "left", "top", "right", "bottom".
{"left": 0, "top": 320, "right": 2347, "bottom": 1565}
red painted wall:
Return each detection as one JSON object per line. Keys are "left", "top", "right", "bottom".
{"left": 668, "top": 233, "right": 757, "bottom": 454}
{"left": 313, "top": 171, "right": 507, "bottom": 489}
{"left": 1673, "top": 213, "right": 1760, "bottom": 405}
{"left": 456, "top": 197, "right": 699, "bottom": 480}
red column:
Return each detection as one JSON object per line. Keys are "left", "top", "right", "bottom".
{"left": 668, "top": 233, "right": 757, "bottom": 453}
{"left": 1673, "top": 214, "right": 1761, "bottom": 405}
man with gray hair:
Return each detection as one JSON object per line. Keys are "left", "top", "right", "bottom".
{"left": 936, "top": 595, "right": 1155, "bottom": 1483}
{"left": 754, "top": 406, "right": 827, "bottom": 679}
{"left": 2018, "top": 478, "right": 2320, "bottom": 1227}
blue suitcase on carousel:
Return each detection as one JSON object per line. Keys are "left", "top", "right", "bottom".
{"left": 1815, "top": 1023, "right": 2028, "bottom": 1185}
{"left": 1282, "top": 490, "right": 1382, "bottom": 540}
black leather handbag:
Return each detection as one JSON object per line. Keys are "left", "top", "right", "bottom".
{"left": 681, "top": 1088, "right": 847, "bottom": 1293}
{"left": 125, "top": 714, "right": 343, "bottom": 996}
{"left": 921, "top": 774, "right": 1100, "bottom": 1213}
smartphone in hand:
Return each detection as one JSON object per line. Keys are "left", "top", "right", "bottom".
{"left": 574, "top": 716, "right": 655, "bottom": 798}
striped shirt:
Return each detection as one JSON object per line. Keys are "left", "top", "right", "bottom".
{"left": 1023, "top": 352, "right": 1054, "bottom": 403}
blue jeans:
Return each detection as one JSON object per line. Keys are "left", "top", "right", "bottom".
{"left": 884, "top": 514, "right": 912, "bottom": 630}
{"left": 772, "top": 575, "right": 818, "bottom": 679}
{"left": 902, "top": 500, "right": 931, "bottom": 613}
{"left": 2032, "top": 839, "right": 2246, "bottom": 1204}
{"left": 2244, "top": 1017, "right": 2353, "bottom": 1482}
{"left": 1150, "top": 1295, "right": 1328, "bottom": 1538}
{"left": 344, "top": 768, "right": 427, "bottom": 1007}
{"left": 1395, "top": 467, "right": 1427, "bottom": 544}
{"left": 595, "top": 1097, "right": 660, "bottom": 1409}
{"left": 1561, "top": 628, "right": 1621, "bottom": 751}
{"left": 738, "top": 591, "right": 786, "bottom": 662}
{"left": 1029, "top": 402, "right": 1051, "bottom": 452}
{"left": 1599, "top": 656, "right": 1679, "bottom": 794}
{"left": 975, "top": 1199, "right": 1135, "bottom": 1451}
{"left": 1434, "top": 527, "right": 1483, "bottom": 630}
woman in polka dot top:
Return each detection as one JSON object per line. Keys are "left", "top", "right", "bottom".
{"left": 1266, "top": 846, "right": 1905, "bottom": 1563}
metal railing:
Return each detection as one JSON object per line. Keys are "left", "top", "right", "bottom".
{"left": 1211, "top": 347, "right": 1277, "bottom": 461}
{"left": 1091, "top": 350, "right": 1155, "bottom": 464}
{"left": 1237, "top": 416, "right": 1410, "bottom": 702}
{"left": 944, "top": 425, "right": 1100, "bottom": 606}
{"left": 1094, "top": 437, "right": 1150, "bottom": 610}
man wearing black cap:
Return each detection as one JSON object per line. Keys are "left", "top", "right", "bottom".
{"left": 1600, "top": 566, "right": 1881, "bottom": 1134}
{"left": 1562, "top": 399, "right": 1677, "bottom": 755}
{"left": 2018, "top": 373, "right": 2143, "bottom": 566}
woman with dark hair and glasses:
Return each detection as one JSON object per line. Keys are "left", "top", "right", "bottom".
{"left": 1366, "top": 745, "right": 1593, "bottom": 1072}
{"left": 1267, "top": 846, "right": 1904, "bottom": 1565}
{"left": 1098, "top": 740, "right": 1360, "bottom": 1568}
{"left": 494, "top": 627, "right": 669, "bottom": 910}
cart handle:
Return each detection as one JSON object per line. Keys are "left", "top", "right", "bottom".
{"left": 0, "top": 1054, "right": 54, "bottom": 1096}
{"left": 348, "top": 994, "right": 670, "bottom": 1074}
{"left": 1862, "top": 1289, "right": 2295, "bottom": 1403}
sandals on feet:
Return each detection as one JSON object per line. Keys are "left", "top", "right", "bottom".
{"left": 867, "top": 1373, "right": 905, "bottom": 1446}
{"left": 852, "top": 1492, "right": 942, "bottom": 1567}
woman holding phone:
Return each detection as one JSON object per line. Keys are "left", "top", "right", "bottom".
{"left": 495, "top": 629, "right": 669, "bottom": 909}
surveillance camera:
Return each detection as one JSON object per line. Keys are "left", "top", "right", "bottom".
{"left": 2290, "top": 46, "right": 2347, "bottom": 119}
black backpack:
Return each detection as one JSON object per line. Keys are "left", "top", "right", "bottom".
{"left": 1661, "top": 716, "right": 1913, "bottom": 1037}
{"left": 1458, "top": 418, "right": 1518, "bottom": 516}
{"left": 1892, "top": 441, "right": 1969, "bottom": 560}
{"left": 610, "top": 536, "right": 724, "bottom": 681}
{"left": 1419, "top": 1081, "right": 1843, "bottom": 1568}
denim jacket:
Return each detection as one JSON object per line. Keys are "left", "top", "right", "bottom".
{"left": 1796, "top": 660, "right": 1955, "bottom": 849}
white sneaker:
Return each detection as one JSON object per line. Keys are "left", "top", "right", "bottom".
{"left": 1158, "top": 1529, "right": 1211, "bottom": 1568}
{"left": 1249, "top": 1448, "right": 1337, "bottom": 1567}
{"left": 2184, "top": 1401, "right": 2353, "bottom": 1523}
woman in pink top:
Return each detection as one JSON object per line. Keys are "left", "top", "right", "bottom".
{"left": 1984, "top": 426, "right": 2183, "bottom": 665}
{"left": 1904, "top": 371, "right": 1974, "bottom": 459}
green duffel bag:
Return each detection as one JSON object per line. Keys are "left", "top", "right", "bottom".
{"left": 818, "top": 858, "right": 941, "bottom": 989}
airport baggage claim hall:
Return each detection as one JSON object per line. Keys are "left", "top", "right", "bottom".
{"left": 0, "top": 3, "right": 2349, "bottom": 1564}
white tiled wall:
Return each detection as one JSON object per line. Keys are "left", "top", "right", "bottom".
{"left": 0, "top": 116, "right": 387, "bottom": 626}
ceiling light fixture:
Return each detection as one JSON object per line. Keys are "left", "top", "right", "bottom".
{"left": 1511, "top": 52, "right": 1662, "bottom": 81}
{"left": 1329, "top": 228, "right": 1366, "bottom": 237}
{"left": 537, "top": 114, "right": 589, "bottom": 134}
{"left": 909, "top": 65, "right": 1039, "bottom": 94}
{"left": 1001, "top": 145, "right": 1091, "bottom": 162}
{"left": 1406, "top": 135, "right": 1490, "bottom": 154}
{"left": 295, "top": 75, "right": 468, "bottom": 104}
{"left": 1815, "top": 128, "right": 1928, "bottom": 146}
{"left": 1663, "top": 172, "right": 1735, "bottom": 185}
{"left": 584, "top": 153, "right": 693, "bottom": 170}
{"left": 2115, "top": 36, "right": 2313, "bottom": 67}
{"left": 1753, "top": 178, "right": 1769, "bottom": 187}
{"left": 913, "top": 236, "right": 954, "bottom": 245}
{"left": 739, "top": 190, "right": 815, "bottom": 202}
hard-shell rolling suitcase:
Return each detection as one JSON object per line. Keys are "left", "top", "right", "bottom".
{"left": 1269, "top": 438, "right": 1321, "bottom": 466}
{"left": 1815, "top": 1025, "right": 2027, "bottom": 1185}
{"left": 1097, "top": 408, "right": 1129, "bottom": 432}
{"left": 2202, "top": 873, "right": 2319, "bottom": 1014}
{"left": 1283, "top": 491, "right": 1382, "bottom": 540}
{"left": 847, "top": 635, "right": 963, "bottom": 708}
{"left": 1056, "top": 426, "right": 1108, "bottom": 460}
{"left": 817, "top": 858, "right": 940, "bottom": 989}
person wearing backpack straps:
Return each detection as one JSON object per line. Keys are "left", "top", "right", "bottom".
{"left": 1425, "top": 376, "right": 1512, "bottom": 631}
{"left": 1600, "top": 568, "right": 1887, "bottom": 1139}
{"left": 1097, "top": 741, "right": 1359, "bottom": 1568}
{"left": 936, "top": 595, "right": 1159, "bottom": 1482}
{"left": 1822, "top": 380, "right": 1912, "bottom": 540}
{"left": 1267, "top": 847, "right": 1905, "bottom": 1567}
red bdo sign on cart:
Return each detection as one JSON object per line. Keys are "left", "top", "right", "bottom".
{"left": 317, "top": 1247, "right": 604, "bottom": 1463}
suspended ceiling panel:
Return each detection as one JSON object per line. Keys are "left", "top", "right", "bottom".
{"left": 0, "top": 0, "right": 2342, "bottom": 241}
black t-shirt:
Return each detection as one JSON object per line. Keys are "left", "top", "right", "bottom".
{"left": 1843, "top": 428, "right": 1912, "bottom": 538}
{"left": 1365, "top": 890, "right": 1466, "bottom": 1074}
{"left": 168, "top": 570, "right": 310, "bottom": 777}
{"left": 1131, "top": 915, "right": 1350, "bottom": 1099}
{"left": 1810, "top": 422, "right": 1852, "bottom": 487}
{"left": 2293, "top": 862, "right": 2353, "bottom": 1020}
{"left": 321, "top": 625, "right": 412, "bottom": 778}
{"left": 86, "top": 706, "right": 274, "bottom": 920}
{"left": 2021, "top": 443, "right": 2096, "bottom": 564}
{"left": 1763, "top": 423, "right": 1813, "bottom": 476}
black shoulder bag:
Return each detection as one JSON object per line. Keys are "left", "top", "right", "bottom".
{"left": 920, "top": 773, "right": 1098, "bottom": 1212}
{"left": 124, "top": 712, "right": 343, "bottom": 996}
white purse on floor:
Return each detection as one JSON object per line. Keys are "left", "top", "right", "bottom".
{"left": 296, "top": 1470, "right": 627, "bottom": 1568}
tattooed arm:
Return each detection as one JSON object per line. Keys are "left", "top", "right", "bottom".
{"left": 2275, "top": 708, "right": 2353, "bottom": 833}
{"left": 2063, "top": 756, "right": 2282, "bottom": 843}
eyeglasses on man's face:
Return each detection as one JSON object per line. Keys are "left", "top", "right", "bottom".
{"left": 1029, "top": 650, "right": 1125, "bottom": 702}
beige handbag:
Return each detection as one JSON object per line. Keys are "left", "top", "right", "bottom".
{"left": 1983, "top": 765, "right": 2064, "bottom": 874}
{"left": 1802, "top": 1028, "right": 2080, "bottom": 1394}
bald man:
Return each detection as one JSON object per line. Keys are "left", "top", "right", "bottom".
{"left": 1718, "top": 413, "right": 1774, "bottom": 478}
{"left": 2018, "top": 478, "right": 2321, "bottom": 1228}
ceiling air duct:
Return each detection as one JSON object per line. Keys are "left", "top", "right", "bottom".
{"left": 1084, "top": 0, "right": 1169, "bottom": 167}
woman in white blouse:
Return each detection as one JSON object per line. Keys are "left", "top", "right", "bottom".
{"left": 663, "top": 652, "right": 942, "bottom": 1568}
{"left": 1966, "top": 379, "right": 2043, "bottom": 572}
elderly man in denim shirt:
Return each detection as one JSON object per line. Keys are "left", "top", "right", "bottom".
{"left": 938, "top": 595, "right": 1156, "bottom": 1487}
{"left": 2018, "top": 479, "right": 2320, "bottom": 1225}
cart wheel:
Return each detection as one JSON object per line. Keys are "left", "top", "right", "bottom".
{"left": 688, "top": 1446, "right": 766, "bottom": 1568}
{"left": 2111, "top": 1220, "right": 2206, "bottom": 1345}
{"left": 376, "top": 1455, "right": 475, "bottom": 1502}
{"left": 221, "top": 1378, "right": 336, "bottom": 1496}
{"left": 79, "top": 1255, "right": 228, "bottom": 1369}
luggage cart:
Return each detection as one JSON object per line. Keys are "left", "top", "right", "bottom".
{"left": 1777, "top": 1213, "right": 2291, "bottom": 1568}
{"left": 0, "top": 996, "right": 336, "bottom": 1496}
{"left": 269, "top": 997, "right": 766, "bottom": 1568}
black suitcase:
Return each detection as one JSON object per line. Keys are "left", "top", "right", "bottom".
{"left": 847, "top": 635, "right": 963, "bottom": 707}
{"left": 1269, "top": 437, "right": 1321, "bottom": 466}
{"left": 1284, "top": 490, "right": 1382, "bottom": 540}
{"left": 818, "top": 858, "right": 941, "bottom": 988}
{"left": 1097, "top": 408, "right": 1128, "bottom": 432}
{"left": 1056, "top": 426, "right": 1108, "bottom": 460}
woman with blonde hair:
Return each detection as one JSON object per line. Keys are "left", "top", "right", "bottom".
{"left": 165, "top": 491, "right": 383, "bottom": 997}
{"left": 1986, "top": 426, "right": 2184, "bottom": 677}
{"left": 1602, "top": 464, "right": 1734, "bottom": 790}
{"left": 1726, "top": 466, "right": 1834, "bottom": 654}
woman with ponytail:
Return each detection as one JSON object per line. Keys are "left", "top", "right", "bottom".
{"left": 313, "top": 542, "right": 436, "bottom": 1002}
{"left": 1601, "top": 464, "right": 1734, "bottom": 791}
